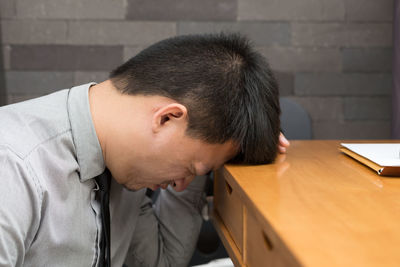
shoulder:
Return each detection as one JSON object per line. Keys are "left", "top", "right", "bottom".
{"left": 0, "top": 147, "right": 42, "bottom": 200}
{"left": 0, "top": 90, "right": 71, "bottom": 158}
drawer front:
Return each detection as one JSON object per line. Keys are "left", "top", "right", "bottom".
{"left": 245, "top": 208, "right": 300, "bottom": 267}
{"left": 214, "top": 167, "right": 243, "bottom": 254}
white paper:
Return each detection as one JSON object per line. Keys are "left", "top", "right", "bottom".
{"left": 341, "top": 143, "right": 400, "bottom": 167}
{"left": 191, "top": 258, "right": 234, "bottom": 267}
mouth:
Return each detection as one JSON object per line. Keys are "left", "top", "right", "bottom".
{"left": 160, "top": 183, "right": 168, "bottom": 190}
{"left": 152, "top": 180, "right": 177, "bottom": 190}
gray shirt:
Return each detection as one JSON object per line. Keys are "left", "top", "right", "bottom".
{"left": 0, "top": 83, "right": 206, "bottom": 267}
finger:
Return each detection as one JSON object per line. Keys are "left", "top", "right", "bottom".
{"left": 279, "top": 133, "right": 290, "bottom": 147}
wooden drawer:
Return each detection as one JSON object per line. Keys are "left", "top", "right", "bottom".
{"left": 214, "top": 167, "right": 243, "bottom": 254}
{"left": 244, "top": 208, "right": 300, "bottom": 267}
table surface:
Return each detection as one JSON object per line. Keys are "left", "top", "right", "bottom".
{"left": 222, "top": 140, "right": 400, "bottom": 267}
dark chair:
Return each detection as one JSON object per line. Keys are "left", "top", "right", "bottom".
{"left": 280, "top": 97, "right": 312, "bottom": 139}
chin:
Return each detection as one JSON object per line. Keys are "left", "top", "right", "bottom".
{"left": 122, "top": 183, "right": 143, "bottom": 192}
{"left": 122, "top": 185, "right": 138, "bottom": 192}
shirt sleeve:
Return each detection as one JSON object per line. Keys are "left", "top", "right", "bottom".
{"left": 0, "top": 148, "right": 41, "bottom": 266}
{"left": 124, "top": 175, "right": 208, "bottom": 267}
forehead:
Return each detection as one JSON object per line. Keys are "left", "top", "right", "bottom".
{"left": 193, "top": 139, "right": 239, "bottom": 162}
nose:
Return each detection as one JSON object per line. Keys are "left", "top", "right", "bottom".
{"left": 172, "top": 176, "right": 196, "bottom": 192}
{"left": 172, "top": 178, "right": 187, "bottom": 192}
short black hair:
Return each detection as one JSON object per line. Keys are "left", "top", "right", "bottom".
{"left": 110, "top": 33, "right": 280, "bottom": 164}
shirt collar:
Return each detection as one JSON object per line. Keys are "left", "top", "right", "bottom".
{"left": 67, "top": 82, "right": 105, "bottom": 181}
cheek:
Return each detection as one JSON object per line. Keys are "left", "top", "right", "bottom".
{"left": 125, "top": 150, "right": 192, "bottom": 183}
{"left": 127, "top": 162, "right": 176, "bottom": 183}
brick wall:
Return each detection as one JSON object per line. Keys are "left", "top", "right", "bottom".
{"left": 0, "top": 0, "right": 393, "bottom": 139}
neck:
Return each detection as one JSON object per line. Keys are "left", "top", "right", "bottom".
{"left": 89, "top": 80, "right": 121, "bottom": 167}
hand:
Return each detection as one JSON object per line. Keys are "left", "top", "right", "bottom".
{"left": 278, "top": 132, "right": 290, "bottom": 153}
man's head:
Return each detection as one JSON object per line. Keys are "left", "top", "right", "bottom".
{"left": 91, "top": 33, "right": 280, "bottom": 191}
{"left": 110, "top": 33, "right": 281, "bottom": 164}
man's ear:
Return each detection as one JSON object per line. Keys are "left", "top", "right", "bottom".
{"left": 152, "top": 103, "right": 188, "bottom": 133}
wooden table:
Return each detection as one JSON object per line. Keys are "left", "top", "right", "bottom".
{"left": 212, "top": 140, "right": 400, "bottom": 267}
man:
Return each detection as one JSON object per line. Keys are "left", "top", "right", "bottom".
{"left": 0, "top": 33, "right": 289, "bottom": 266}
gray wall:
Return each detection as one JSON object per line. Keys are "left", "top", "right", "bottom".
{"left": 393, "top": 0, "right": 400, "bottom": 138}
{"left": 0, "top": 0, "right": 393, "bottom": 139}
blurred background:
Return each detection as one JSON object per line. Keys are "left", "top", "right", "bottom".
{"left": 0, "top": 0, "right": 396, "bottom": 139}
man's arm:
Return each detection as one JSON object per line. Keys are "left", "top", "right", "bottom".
{"left": 124, "top": 175, "right": 207, "bottom": 267}
{"left": 0, "top": 148, "right": 41, "bottom": 266}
